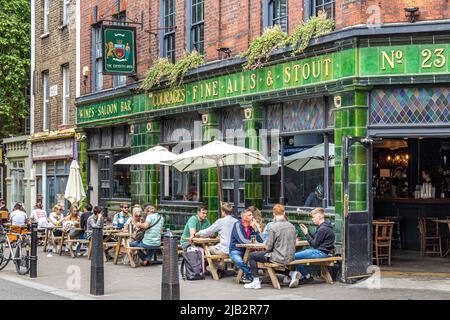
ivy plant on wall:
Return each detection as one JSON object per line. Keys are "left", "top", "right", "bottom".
{"left": 242, "top": 11, "right": 335, "bottom": 70}
{"left": 141, "top": 50, "right": 204, "bottom": 91}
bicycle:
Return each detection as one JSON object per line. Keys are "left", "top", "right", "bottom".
{"left": 0, "top": 224, "right": 31, "bottom": 275}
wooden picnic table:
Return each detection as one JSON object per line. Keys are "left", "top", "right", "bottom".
{"left": 113, "top": 232, "right": 134, "bottom": 266}
{"left": 43, "top": 226, "right": 63, "bottom": 252}
{"left": 189, "top": 237, "right": 224, "bottom": 280}
{"left": 234, "top": 240, "right": 309, "bottom": 284}
{"left": 433, "top": 219, "right": 450, "bottom": 257}
{"left": 59, "top": 228, "right": 84, "bottom": 255}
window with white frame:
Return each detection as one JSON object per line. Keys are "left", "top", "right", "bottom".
{"left": 42, "top": 72, "right": 50, "bottom": 131}
{"left": 63, "top": 0, "right": 70, "bottom": 25}
{"left": 189, "top": 0, "right": 204, "bottom": 54}
{"left": 311, "top": 0, "right": 335, "bottom": 19}
{"left": 62, "top": 65, "right": 70, "bottom": 124}
{"left": 161, "top": 0, "right": 175, "bottom": 63}
{"left": 43, "top": 0, "right": 50, "bottom": 34}
{"left": 93, "top": 26, "right": 103, "bottom": 91}
{"left": 268, "top": 0, "right": 288, "bottom": 32}
{"left": 113, "top": 12, "right": 127, "bottom": 88}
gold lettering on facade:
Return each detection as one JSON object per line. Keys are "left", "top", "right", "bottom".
{"left": 323, "top": 58, "right": 331, "bottom": 77}
{"left": 284, "top": 66, "right": 291, "bottom": 83}
{"left": 302, "top": 63, "right": 311, "bottom": 80}
{"left": 226, "top": 78, "right": 234, "bottom": 94}
{"left": 293, "top": 64, "right": 300, "bottom": 82}
{"left": 266, "top": 71, "right": 274, "bottom": 86}
{"left": 212, "top": 81, "right": 218, "bottom": 96}
{"left": 382, "top": 50, "right": 403, "bottom": 70}
{"left": 241, "top": 75, "right": 246, "bottom": 92}
{"left": 312, "top": 60, "right": 321, "bottom": 78}
{"left": 193, "top": 85, "right": 198, "bottom": 100}
{"left": 250, "top": 73, "right": 257, "bottom": 89}
{"left": 205, "top": 82, "right": 212, "bottom": 97}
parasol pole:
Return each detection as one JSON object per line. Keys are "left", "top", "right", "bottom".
{"left": 216, "top": 161, "right": 223, "bottom": 210}
{"left": 155, "top": 164, "right": 159, "bottom": 210}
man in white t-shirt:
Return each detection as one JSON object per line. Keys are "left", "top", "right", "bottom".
{"left": 9, "top": 203, "right": 28, "bottom": 227}
{"left": 30, "top": 202, "right": 48, "bottom": 229}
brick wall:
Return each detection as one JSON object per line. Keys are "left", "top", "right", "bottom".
{"left": 78, "top": 0, "right": 450, "bottom": 96}
{"left": 34, "top": 0, "right": 77, "bottom": 133}
{"left": 336, "top": 0, "right": 450, "bottom": 30}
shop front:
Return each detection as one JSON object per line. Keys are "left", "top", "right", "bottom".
{"left": 30, "top": 130, "right": 77, "bottom": 212}
{"left": 77, "top": 23, "right": 450, "bottom": 281}
{"left": 2, "top": 136, "right": 31, "bottom": 213}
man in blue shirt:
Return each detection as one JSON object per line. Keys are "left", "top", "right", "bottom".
{"left": 113, "top": 203, "right": 130, "bottom": 229}
{"left": 229, "top": 207, "right": 263, "bottom": 283}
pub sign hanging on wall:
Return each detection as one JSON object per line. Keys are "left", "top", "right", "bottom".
{"left": 102, "top": 25, "right": 136, "bottom": 75}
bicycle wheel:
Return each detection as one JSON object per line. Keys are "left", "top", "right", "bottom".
{"left": 14, "top": 239, "right": 30, "bottom": 275}
{"left": 0, "top": 240, "right": 12, "bottom": 271}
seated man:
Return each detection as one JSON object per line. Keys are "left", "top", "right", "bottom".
{"left": 112, "top": 203, "right": 130, "bottom": 229}
{"left": 293, "top": 207, "right": 335, "bottom": 285}
{"left": 229, "top": 208, "right": 263, "bottom": 284}
{"left": 195, "top": 203, "right": 237, "bottom": 278}
{"left": 180, "top": 205, "right": 210, "bottom": 250}
{"left": 244, "top": 204, "right": 297, "bottom": 290}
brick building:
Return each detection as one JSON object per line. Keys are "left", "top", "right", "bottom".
{"left": 75, "top": 0, "right": 450, "bottom": 280}
{"left": 30, "top": 0, "right": 79, "bottom": 212}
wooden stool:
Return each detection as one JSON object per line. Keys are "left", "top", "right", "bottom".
{"left": 418, "top": 217, "right": 442, "bottom": 257}
{"left": 373, "top": 221, "right": 394, "bottom": 266}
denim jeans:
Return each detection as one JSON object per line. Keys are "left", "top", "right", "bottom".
{"left": 129, "top": 241, "right": 160, "bottom": 262}
{"left": 229, "top": 250, "right": 252, "bottom": 279}
{"left": 294, "top": 248, "right": 328, "bottom": 277}
{"left": 75, "top": 232, "right": 88, "bottom": 254}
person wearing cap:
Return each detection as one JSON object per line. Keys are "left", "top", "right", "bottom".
{"left": 129, "top": 205, "right": 165, "bottom": 266}
{"left": 0, "top": 199, "right": 9, "bottom": 225}
{"left": 305, "top": 184, "right": 324, "bottom": 208}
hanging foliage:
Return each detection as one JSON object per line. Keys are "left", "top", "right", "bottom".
{"left": 141, "top": 58, "right": 174, "bottom": 91}
{"left": 286, "top": 11, "right": 336, "bottom": 56}
{"left": 241, "top": 25, "right": 288, "bottom": 70}
{"left": 242, "top": 11, "right": 335, "bottom": 70}
{"left": 168, "top": 50, "right": 204, "bottom": 86}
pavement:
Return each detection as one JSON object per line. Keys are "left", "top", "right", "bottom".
{"left": 0, "top": 249, "right": 449, "bottom": 300}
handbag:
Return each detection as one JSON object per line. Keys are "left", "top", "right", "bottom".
{"left": 131, "top": 214, "right": 162, "bottom": 242}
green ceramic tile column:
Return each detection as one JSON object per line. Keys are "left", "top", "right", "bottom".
{"left": 130, "top": 122, "right": 155, "bottom": 206}
{"left": 77, "top": 130, "right": 88, "bottom": 207}
{"left": 148, "top": 121, "right": 160, "bottom": 207}
{"left": 242, "top": 103, "right": 264, "bottom": 209}
{"left": 333, "top": 87, "right": 369, "bottom": 252}
{"left": 202, "top": 112, "right": 220, "bottom": 222}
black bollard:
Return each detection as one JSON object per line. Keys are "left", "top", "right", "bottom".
{"left": 161, "top": 233, "right": 180, "bottom": 300}
{"left": 30, "top": 222, "right": 38, "bottom": 278}
{"left": 90, "top": 226, "right": 104, "bottom": 296}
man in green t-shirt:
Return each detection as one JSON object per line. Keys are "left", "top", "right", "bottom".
{"left": 181, "top": 205, "right": 210, "bottom": 249}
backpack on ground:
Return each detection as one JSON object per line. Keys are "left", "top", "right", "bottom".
{"left": 180, "top": 245, "right": 205, "bottom": 281}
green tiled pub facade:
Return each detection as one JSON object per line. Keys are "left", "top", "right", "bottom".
{"left": 76, "top": 24, "right": 450, "bottom": 280}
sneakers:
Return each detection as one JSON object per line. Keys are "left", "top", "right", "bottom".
{"left": 300, "top": 275, "right": 314, "bottom": 284}
{"left": 244, "top": 278, "right": 261, "bottom": 289}
{"left": 217, "top": 269, "right": 226, "bottom": 279}
{"left": 240, "top": 275, "right": 253, "bottom": 284}
{"left": 288, "top": 271, "right": 300, "bottom": 288}
{"left": 282, "top": 275, "right": 291, "bottom": 285}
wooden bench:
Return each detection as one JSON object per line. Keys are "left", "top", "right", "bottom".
{"left": 256, "top": 256, "right": 342, "bottom": 289}
{"left": 65, "top": 239, "right": 90, "bottom": 258}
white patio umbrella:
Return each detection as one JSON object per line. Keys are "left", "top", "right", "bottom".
{"left": 284, "top": 143, "right": 335, "bottom": 172}
{"left": 162, "top": 140, "right": 269, "bottom": 207}
{"left": 64, "top": 160, "right": 86, "bottom": 206}
{"left": 114, "top": 145, "right": 178, "bottom": 208}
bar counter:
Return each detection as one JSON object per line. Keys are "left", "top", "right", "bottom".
{"left": 374, "top": 197, "right": 450, "bottom": 250}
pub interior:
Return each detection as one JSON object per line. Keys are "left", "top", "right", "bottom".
{"left": 372, "top": 137, "right": 450, "bottom": 273}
